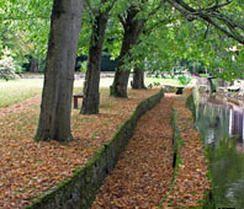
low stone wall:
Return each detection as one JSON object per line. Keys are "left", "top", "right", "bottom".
{"left": 171, "top": 109, "right": 181, "bottom": 169}
{"left": 186, "top": 93, "right": 197, "bottom": 121}
{"left": 26, "top": 90, "right": 164, "bottom": 209}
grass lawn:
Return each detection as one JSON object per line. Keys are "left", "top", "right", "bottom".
{"left": 0, "top": 79, "right": 85, "bottom": 108}
{"left": 0, "top": 79, "right": 43, "bottom": 108}
{"left": 199, "top": 73, "right": 210, "bottom": 78}
{"left": 145, "top": 77, "right": 183, "bottom": 86}
{"left": 0, "top": 76, "right": 192, "bottom": 108}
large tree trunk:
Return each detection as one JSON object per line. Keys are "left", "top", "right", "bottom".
{"left": 81, "top": 11, "right": 109, "bottom": 114}
{"left": 35, "top": 0, "right": 83, "bottom": 142}
{"left": 131, "top": 68, "right": 146, "bottom": 89}
{"left": 110, "top": 6, "right": 144, "bottom": 97}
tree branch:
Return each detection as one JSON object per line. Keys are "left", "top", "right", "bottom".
{"left": 166, "top": 0, "right": 244, "bottom": 44}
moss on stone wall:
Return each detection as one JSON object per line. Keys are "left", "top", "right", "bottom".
{"left": 186, "top": 93, "right": 196, "bottom": 121}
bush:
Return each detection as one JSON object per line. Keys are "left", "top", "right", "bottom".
{"left": 0, "top": 54, "right": 19, "bottom": 81}
{"left": 177, "top": 75, "right": 191, "bottom": 85}
{"left": 79, "top": 61, "right": 87, "bottom": 73}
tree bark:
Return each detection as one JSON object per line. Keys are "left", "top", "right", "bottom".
{"left": 110, "top": 6, "right": 144, "bottom": 97}
{"left": 35, "top": 0, "right": 83, "bottom": 142}
{"left": 29, "top": 57, "right": 39, "bottom": 73}
{"left": 131, "top": 68, "right": 146, "bottom": 89}
{"left": 81, "top": 10, "right": 109, "bottom": 114}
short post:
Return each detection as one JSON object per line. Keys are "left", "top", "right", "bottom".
{"left": 73, "top": 94, "right": 83, "bottom": 109}
{"left": 74, "top": 96, "right": 79, "bottom": 109}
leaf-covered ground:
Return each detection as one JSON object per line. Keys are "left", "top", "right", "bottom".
{"left": 0, "top": 90, "right": 210, "bottom": 208}
{"left": 162, "top": 96, "right": 210, "bottom": 208}
{"left": 0, "top": 89, "right": 158, "bottom": 209}
{"left": 91, "top": 94, "right": 210, "bottom": 209}
{"left": 91, "top": 97, "right": 174, "bottom": 209}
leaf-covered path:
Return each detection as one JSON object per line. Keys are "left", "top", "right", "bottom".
{"left": 91, "top": 94, "right": 210, "bottom": 209}
{"left": 162, "top": 96, "right": 210, "bottom": 208}
{"left": 91, "top": 97, "right": 174, "bottom": 208}
{"left": 0, "top": 92, "right": 210, "bottom": 208}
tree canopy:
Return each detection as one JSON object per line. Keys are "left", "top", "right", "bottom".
{"left": 1, "top": 0, "right": 242, "bottom": 80}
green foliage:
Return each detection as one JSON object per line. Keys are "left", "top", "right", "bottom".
{"left": 0, "top": 0, "right": 52, "bottom": 70}
{"left": 79, "top": 61, "right": 88, "bottom": 73}
{"left": 0, "top": 0, "right": 243, "bottom": 81}
{"left": 117, "top": 0, "right": 243, "bottom": 81}
{"left": 177, "top": 75, "right": 191, "bottom": 86}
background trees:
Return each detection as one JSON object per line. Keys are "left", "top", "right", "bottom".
{"left": 110, "top": 0, "right": 165, "bottom": 97}
{"left": 110, "top": 3, "right": 145, "bottom": 97}
{"left": 0, "top": 0, "right": 243, "bottom": 141}
{"left": 0, "top": 0, "right": 242, "bottom": 77}
{"left": 81, "top": 0, "right": 117, "bottom": 114}
{"left": 0, "top": 0, "right": 52, "bottom": 72}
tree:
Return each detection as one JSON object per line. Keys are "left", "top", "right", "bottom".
{"left": 29, "top": 56, "right": 39, "bottom": 73}
{"left": 166, "top": 0, "right": 244, "bottom": 44}
{"left": 131, "top": 10, "right": 175, "bottom": 89}
{"left": 111, "top": 0, "right": 243, "bottom": 97}
{"left": 0, "top": 0, "right": 52, "bottom": 71}
{"left": 110, "top": 2, "right": 147, "bottom": 97}
{"left": 110, "top": 0, "right": 172, "bottom": 97}
{"left": 35, "top": 0, "right": 84, "bottom": 141}
{"left": 131, "top": 67, "right": 147, "bottom": 89}
{"left": 81, "top": 0, "right": 116, "bottom": 114}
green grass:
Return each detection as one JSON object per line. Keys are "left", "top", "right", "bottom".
{"left": 146, "top": 77, "right": 187, "bottom": 87}
{"left": 0, "top": 76, "right": 186, "bottom": 108}
{"left": 0, "top": 79, "right": 43, "bottom": 108}
{"left": 146, "top": 77, "right": 181, "bottom": 85}
{"left": 199, "top": 73, "right": 210, "bottom": 78}
{"left": 0, "top": 78, "right": 84, "bottom": 108}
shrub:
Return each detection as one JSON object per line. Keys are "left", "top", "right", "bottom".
{"left": 79, "top": 61, "right": 87, "bottom": 73}
{"left": 177, "top": 75, "right": 191, "bottom": 86}
{"left": 0, "top": 53, "right": 19, "bottom": 81}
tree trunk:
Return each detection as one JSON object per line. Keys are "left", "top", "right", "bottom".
{"left": 132, "top": 68, "right": 146, "bottom": 89}
{"left": 110, "top": 69, "right": 131, "bottom": 97}
{"left": 29, "top": 57, "right": 39, "bottom": 73}
{"left": 110, "top": 6, "right": 144, "bottom": 97}
{"left": 35, "top": 0, "right": 83, "bottom": 142}
{"left": 81, "top": 11, "right": 109, "bottom": 114}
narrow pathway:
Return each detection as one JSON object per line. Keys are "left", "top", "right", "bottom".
{"left": 91, "top": 97, "right": 174, "bottom": 209}
{"left": 162, "top": 97, "right": 210, "bottom": 208}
